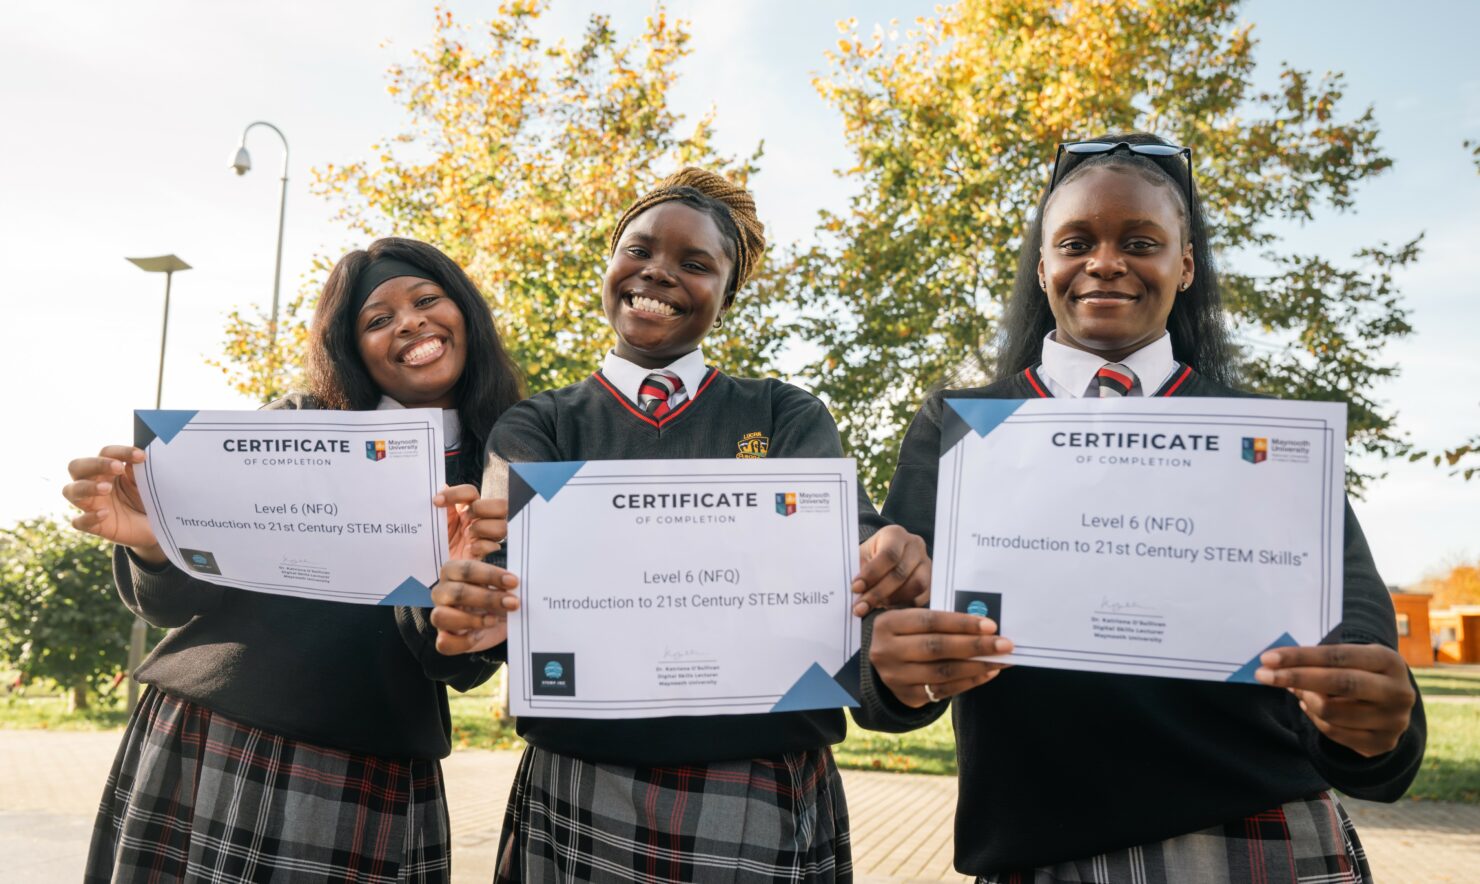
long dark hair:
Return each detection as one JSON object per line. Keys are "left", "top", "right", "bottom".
{"left": 995, "top": 132, "right": 1235, "bottom": 384}
{"left": 306, "top": 237, "right": 524, "bottom": 462}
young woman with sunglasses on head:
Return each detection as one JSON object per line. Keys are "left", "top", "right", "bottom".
{"left": 428, "top": 167, "right": 932, "bottom": 883}
{"left": 62, "top": 237, "right": 523, "bottom": 883}
{"left": 857, "top": 134, "right": 1425, "bottom": 883}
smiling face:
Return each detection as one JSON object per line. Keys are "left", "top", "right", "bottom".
{"left": 602, "top": 201, "right": 736, "bottom": 369}
{"left": 355, "top": 275, "right": 467, "bottom": 408}
{"left": 1038, "top": 165, "right": 1194, "bottom": 362}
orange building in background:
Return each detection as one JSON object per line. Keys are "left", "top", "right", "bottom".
{"left": 1389, "top": 589, "right": 1434, "bottom": 669}
{"left": 1431, "top": 605, "right": 1480, "bottom": 664}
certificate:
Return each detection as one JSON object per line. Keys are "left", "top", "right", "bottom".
{"left": 505, "top": 459, "right": 861, "bottom": 718}
{"left": 134, "top": 409, "right": 448, "bottom": 606}
{"left": 932, "top": 397, "right": 1346, "bottom": 682}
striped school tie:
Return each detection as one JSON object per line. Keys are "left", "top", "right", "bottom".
{"left": 637, "top": 370, "right": 686, "bottom": 417}
{"left": 1095, "top": 363, "right": 1138, "bottom": 398}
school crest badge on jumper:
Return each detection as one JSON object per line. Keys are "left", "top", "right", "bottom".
{"left": 736, "top": 431, "right": 769, "bottom": 458}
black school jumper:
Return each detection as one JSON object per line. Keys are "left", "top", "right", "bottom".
{"left": 485, "top": 368, "right": 887, "bottom": 883}
{"left": 855, "top": 365, "right": 1427, "bottom": 878}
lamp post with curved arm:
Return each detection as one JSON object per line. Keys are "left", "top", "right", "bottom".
{"left": 230, "top": 121, "right": 289, "bottom": 390}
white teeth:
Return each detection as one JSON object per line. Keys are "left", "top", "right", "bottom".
{"left": 401, "top": 339, "right": 444, "bottom": 365}
{"left": 630, "top": 295, "right": 677, "bottom": 316}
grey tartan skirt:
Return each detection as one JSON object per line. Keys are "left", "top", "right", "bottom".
{"left": 85, "top": 687, "right": 451, "bottom": 883}
{"left": 979, "top": 790, "right": 1371, "bottom": 884}
{"left": 495, "top": 744, "right": 853, "bottom": 883}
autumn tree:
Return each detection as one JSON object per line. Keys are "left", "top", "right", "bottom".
{"left": 797, "top": 0, "right": 1415, "bottom": 497}
{"left": 1415, "top": 560, "right": 1480, "bottom": 609}
{"left": 217, "top": 2, "right": 780, "bottom": 402}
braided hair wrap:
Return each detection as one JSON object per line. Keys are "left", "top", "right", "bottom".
{"left": 609, "top": 167, "right": 767, "bottom": 294}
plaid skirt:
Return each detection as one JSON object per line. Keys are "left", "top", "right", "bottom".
{"left": 85, "top": 687, "right": 451, "bottom": 883}
{"left": 980, "top": 791, "right": 1370, "bottom": 884}
{"left": 495, "top": 745, "right": 852, "bottom": 883}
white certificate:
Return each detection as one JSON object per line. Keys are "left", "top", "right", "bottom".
{"left": 505, "top": 459, "right": 861, "bottom": 718}
{"left": 932, "top": 397, "right": 1346, "bottom": 682}
{"left": 134, "top": 409, "right": 448, "bottom": 606}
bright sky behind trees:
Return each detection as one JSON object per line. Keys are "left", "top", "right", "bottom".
{"left": 3, "top": 1, "right": 1476, "bottom": 583}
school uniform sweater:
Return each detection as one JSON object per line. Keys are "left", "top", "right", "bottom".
{"left": 485, "top": 368, "right": 888, "bottom": 765}
{"left": 855, "top": 365, "right": 1428, "bottom": 874}
{"left": 115, "top": 393, "right": 497, "bottom": 760}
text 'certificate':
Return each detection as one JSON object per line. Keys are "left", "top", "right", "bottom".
{"left": 506, "top": 459, "right": 861, "bottom": 718}
{"left": 134, "top": 409, "right": 448, "bottom": 606}
{"left": 932, "top": 397, "right": 1346, "bottom": 683}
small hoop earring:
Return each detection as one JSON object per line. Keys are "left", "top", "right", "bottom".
{"left": 713, "top": 315, "right": 725, "bottom": 329}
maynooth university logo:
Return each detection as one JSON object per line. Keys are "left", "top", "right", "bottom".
{"left": 366, "top": 440, "right": 387, "bottom": 462}
{"left": 775, "top": 492, "right": 797, "bottom": 516}
{"left": 1241, "top": 437, "right": 1268, "bottom": 465}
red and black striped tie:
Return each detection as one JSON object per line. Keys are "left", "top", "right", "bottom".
{"left": 637, "top": 370, "right": 685, "bottom": 418}
{"left": 1095, "top": 363, "right": 1138, "bottom": 398}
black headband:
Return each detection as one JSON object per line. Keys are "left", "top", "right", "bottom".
{"left": 350, "top": 257, "right": 438, "bottom": 314}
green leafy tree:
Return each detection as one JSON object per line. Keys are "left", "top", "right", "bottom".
{"left": 218, "top": 2, "right": 782, "bottom": 401}
{"left": 0, "top": 519, "right": 138, "bottom": 710}
{"left": 1420, "top": 140, "right": 1480, "bottom": 480}
{"left": 797, "top": 0, "right": 1414, "bottom": 497}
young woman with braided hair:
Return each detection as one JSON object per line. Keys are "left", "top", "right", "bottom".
{"left": 858, "top": 134, "right": 1425, "bottom": 883}
{"left": 429, "top": 168, "right": 930, "bottom": 883}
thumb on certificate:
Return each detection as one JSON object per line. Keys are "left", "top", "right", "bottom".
{"left": 434, "top": 483, "right": 480, "bottom": 509}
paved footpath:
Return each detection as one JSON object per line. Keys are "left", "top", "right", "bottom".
{"left": 2, "top": 730, "right": 1476, "bottom": 883}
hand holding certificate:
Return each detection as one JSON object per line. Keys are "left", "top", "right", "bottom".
{"left": 931, "top": 397, "right": 1347, "bottom": 683}
{"left": 504, "top": 458, "right": 862, "bottom": 718}
{"left": 132, "top": 408, "right": 450, "bottom": 606}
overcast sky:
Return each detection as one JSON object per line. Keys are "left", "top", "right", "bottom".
{"left": 3, "top": 1, "right": 1476, "bottom": 584}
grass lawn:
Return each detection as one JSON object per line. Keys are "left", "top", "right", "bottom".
{"left": 447, "top": 677, "right": 524, "bottom": 751}
{"left": 6, "top": 667, "right": 1474, "bottom": 802}
{"left": 1414, "top": 666, "right": 1480, "bottom": 697}
{"left": 830, "top": 666, "right": 1480, "bottom": 803}
{"left": 0, "top": 693, "right": 130, "bottom": 730}
{"left": 1417, "top": 702, "right": 1480, "bottom": 802}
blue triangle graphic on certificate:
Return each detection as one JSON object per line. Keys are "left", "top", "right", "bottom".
{"left": 135, "top": 410, "right": 199, "bottom": 445}
{"left": 379, "top": 576, "right": 434, "bottom": 607}
{"left": 508, "top": 469, "right": 537, "bottom": 520}
{"left": 1225, "top": 632, "right": 1299, "bottom": 683}
{"left": 511, "top": 462, "right": 585, "bottom": 502}
{"left": 945, "top": 399, "right": 1025, "bottom": 439}
{"left": 771, "top": 662, "right": 860, "bottom": 712}
{"left": 831, "top": 651, "right": 863, "bottom": 704}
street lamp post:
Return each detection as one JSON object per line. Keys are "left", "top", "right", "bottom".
{"left": 230, "top": 122, "right": 290, "bottom": 386}
{"left": 123, "top": 254, "right": 192, "bottom": 712}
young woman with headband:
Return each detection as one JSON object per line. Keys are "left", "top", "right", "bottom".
{"left": 429, "top": 168, "right": 932, "bottom": 883}
{"left": 63, "top": 237, "right": 523, "bottom": 883}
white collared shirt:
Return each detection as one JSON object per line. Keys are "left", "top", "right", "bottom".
{"left": 1037, "top": 331, "right": 1176, "bottom": 398}
{"left": 600, "top": 348, "right": 709, "bottom": 406}
{"left": 376, "top": 395, "right": 463, "bottom": 451}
